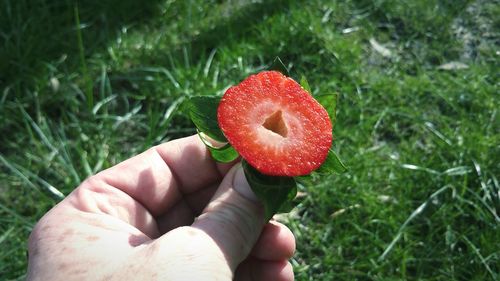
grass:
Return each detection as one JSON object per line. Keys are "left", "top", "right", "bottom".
{"left": 1, "top": 0, "right": 498, "bottom": 280}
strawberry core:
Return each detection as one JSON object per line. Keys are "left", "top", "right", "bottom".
{"left": 262, "top": 110, "right": 288, "bottom": 138}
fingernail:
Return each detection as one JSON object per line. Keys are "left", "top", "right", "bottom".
{"left": 233, "top": 166, "right": 259, "bottom": 202}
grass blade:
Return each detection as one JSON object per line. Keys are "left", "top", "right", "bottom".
{"left": 379, "top": 185, "right": 452, "bottom": 261}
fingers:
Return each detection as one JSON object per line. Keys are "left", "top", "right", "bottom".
{"left": 235, "top": 259, "right": 294, "bottom": 281}
{"left": 154, "top": 135, "right": 235, "bottom": 194}
{"left": 144, "top": 224, "right": 294, "bottom": 281}
{"left": 251, "top": 221, "right": 295, "bottom": 261}
{"left": 234, "top": 222, "right": 296, "bottom": 281}
{"left": 155, "top": 183, "right": 219, "bottom": 233}
{"left": 191, "top": 164, "right": 266, "bottom": 271}
{"left": 93, "top": 135, "right": 234, "bottom": 216}
{"left": 68, "top": 180, "right": 161, "bottom": 239}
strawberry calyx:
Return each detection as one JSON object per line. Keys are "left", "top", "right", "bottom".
{"left": 186, "top": 57, "right": 346, "bottom": 220}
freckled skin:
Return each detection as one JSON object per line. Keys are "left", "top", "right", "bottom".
{"left": 27, "top": 135, "right": 296, "bottom": 281}
{"left": 27, "top": 206, "right": 141, "bottom": 280}
{"left": 86, "top": 235, "right": 100, "bottom": 242}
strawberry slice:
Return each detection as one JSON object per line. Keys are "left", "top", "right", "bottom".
{"left": 217, "top": 71, "right": 332, "bottom": 176}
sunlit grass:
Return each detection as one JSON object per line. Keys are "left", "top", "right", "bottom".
{"left": 1, "top": 0, "right": 498, "bottom": 280}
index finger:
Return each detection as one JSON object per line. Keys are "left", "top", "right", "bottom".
{"left": 92, "top": 135, "right": 235, "bottom": 216}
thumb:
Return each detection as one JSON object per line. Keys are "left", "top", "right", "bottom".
{"left": 192, "top": 163, "right": 265, "bottom": 271}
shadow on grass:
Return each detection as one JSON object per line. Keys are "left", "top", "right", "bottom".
{"left": 0, "top": 0, "right": 291, "bottom": 92}
{"left": 0, "top": 0, "right": 163, "bottom": 90}
{"left": 186, "top": 0, "right": 289, "bottom": 61}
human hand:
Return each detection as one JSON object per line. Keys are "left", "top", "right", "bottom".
{"left": 27, "top": 135, "right": 295, "bottom": 280}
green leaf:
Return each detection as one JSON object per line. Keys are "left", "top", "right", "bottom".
{"left": 208, "top": 145, "right": 239, "bottom": 163}
{"left": 268, "top": 56, "right": 290, "bottom": 77}
{"left": 276, "top": 186, "right": 298, "bottom": 213}
{"left": 315, "top": 149, "right": 347, "bottom": 175}
{"left": 315, "top": 93, "right": 338, "bottom": 129}
{"left": 186, "top": 96, "right": 226, "bottom": 142}
{"left": 197, "top": 131, "right": 239, "bottom": 163}
{"left": 300, "top": 75, "right": 312, "bottom": 94}
{"left": 242, "top": 160, "right": 297, "bottom": 220}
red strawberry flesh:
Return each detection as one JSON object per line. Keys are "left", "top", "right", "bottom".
{"left": 217, "top": 71, "right": 332, "bottom": 176}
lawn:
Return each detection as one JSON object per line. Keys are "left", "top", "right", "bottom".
{"left": 0, "top": 0, "right": 498, "bottom": 280}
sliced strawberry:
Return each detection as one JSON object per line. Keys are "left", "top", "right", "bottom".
{"left": 217, "top": 71, "right": 332, "bottom": 176}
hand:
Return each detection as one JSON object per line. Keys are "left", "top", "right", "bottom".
{"left": 27, "top": 135, "right": 295, "bottom": 280}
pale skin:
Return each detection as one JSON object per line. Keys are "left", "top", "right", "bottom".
{"left": 27, "top": 135, "right": 295, "bottom": 281}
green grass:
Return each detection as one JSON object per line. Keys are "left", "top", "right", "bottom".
{"left": 1, "top": 0, "right": 499, "bottom": 280}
